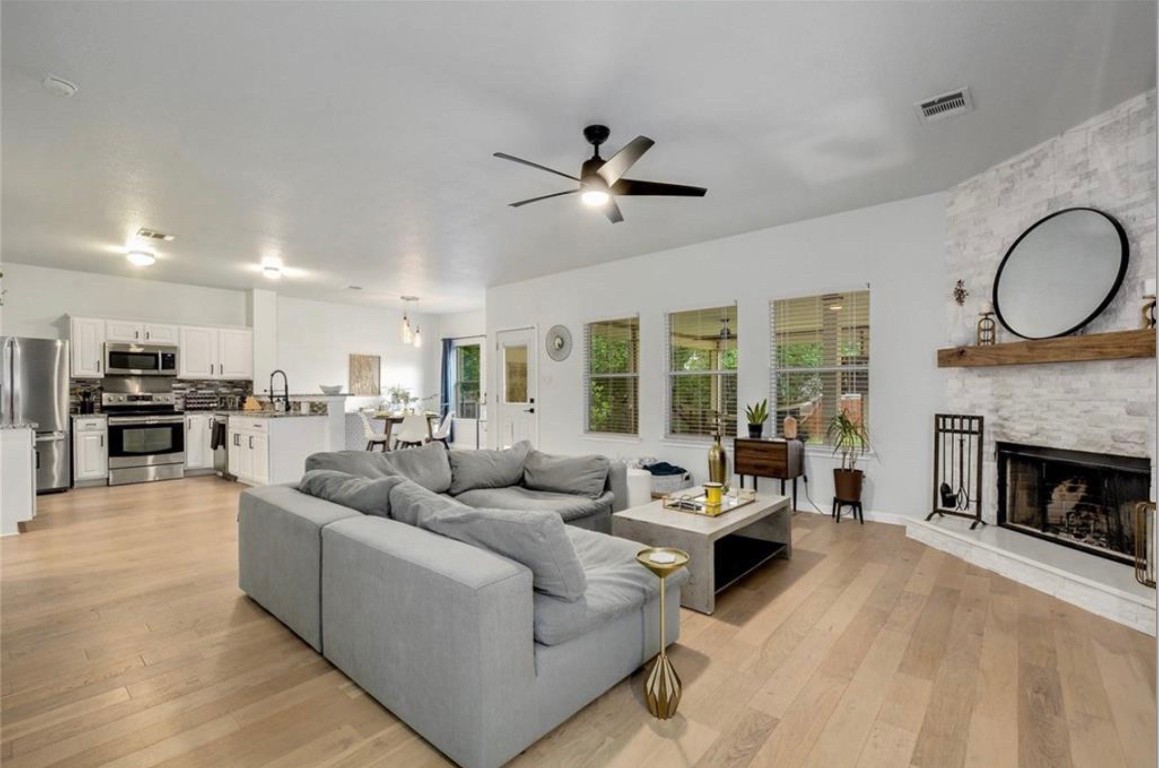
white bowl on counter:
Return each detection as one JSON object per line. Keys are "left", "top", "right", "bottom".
{"left": 319, "top": 385, "right": 342, "bottom": 394}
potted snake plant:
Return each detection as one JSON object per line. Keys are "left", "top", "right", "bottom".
{"left": 745, "top": 399, "right": 769, "bottom": 438}
{"left": 827, "top": 411, "right": 871, "bottom": 503}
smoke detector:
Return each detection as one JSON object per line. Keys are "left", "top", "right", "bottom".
{"left": 41, "top": 74, "right": 78, "bottom": 98}
{"left": 914, "top": 87, "right": 973, "bottom": 124}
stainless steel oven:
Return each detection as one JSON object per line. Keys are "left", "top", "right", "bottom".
{"left": 104, "top": 343, "right": 178, "bottom": 376}
{"left": 103, "top": 392, "right": 185, "bottom": 485}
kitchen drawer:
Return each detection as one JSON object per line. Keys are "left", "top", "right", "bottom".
{"left": 73, "top": 418, "right": 107, "bottom": 432}
{"left": 736, "top": 457, "right": 788, "bottom": 475}
{"left": 232, "top": 419, "right": 269, "bottom": 433}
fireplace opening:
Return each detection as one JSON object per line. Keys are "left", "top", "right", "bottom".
{"left": 997, "top": 442, "right": 1151, "bottom": 565}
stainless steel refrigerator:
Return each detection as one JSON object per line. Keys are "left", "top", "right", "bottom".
{"left": 1, "top": 337, "right": 70, "bottom": 493}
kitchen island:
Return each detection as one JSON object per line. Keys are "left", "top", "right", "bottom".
{"left": 216, "top": 412, "right": 328, "bottom": 486}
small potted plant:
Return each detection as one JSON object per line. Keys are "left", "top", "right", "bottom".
{"left": 745, "top": 399, "right": 769, "bottom": 438}
{"left": 826, "top": 410, "right": 871, "bottom": 503}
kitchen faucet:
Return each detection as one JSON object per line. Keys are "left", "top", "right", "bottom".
{"left": 269, "top": 369, "right": 291, "bottom": 413}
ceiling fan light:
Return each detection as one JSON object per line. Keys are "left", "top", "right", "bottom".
{"left": 125, "top": 249, "right": 156, "bottom": 267}
{"left": 581, "top": 189, "right": 610, "bottom": 207}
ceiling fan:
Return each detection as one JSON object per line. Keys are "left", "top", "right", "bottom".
{"left": 493, "top": 125, "right": 707, "bottom": 223}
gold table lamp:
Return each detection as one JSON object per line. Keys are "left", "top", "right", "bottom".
{"left": 636, "top": 547, "right": 691, "bottom": 719}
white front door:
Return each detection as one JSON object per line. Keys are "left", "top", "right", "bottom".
{"left": 494, "top": 327, "right": 537, "bottom": 448}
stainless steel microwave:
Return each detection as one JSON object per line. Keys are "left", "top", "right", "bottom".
{"left": 104, "top": 343, "right": 178, "bottom": 376}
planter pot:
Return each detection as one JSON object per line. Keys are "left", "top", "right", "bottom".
{"left": 833, "top": 468, "right": 864, "bottom": 503}
{"left": 747, "top": 423, "right": 765, "bottom": 439}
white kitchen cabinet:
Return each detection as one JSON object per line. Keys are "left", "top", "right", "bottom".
{"left": 72, "top": 416, "right": 108, "bottom": 485}
{"left": 105, "top": 320, "right": 178, "bottom": 343}
{"left": 227, "top": 416, "right": 325, "bottom": 486}
{"left": 217, "top": 329, "right": 253, "bottom": 379}
{"left": 180, "top": 326, "right": 252, "bottom": 380}
{"left": 69, "top": 317, "right": 106, "bottom": 378}
{"left": 185, "top": 414, "right": 214, "bottom": 471}
{"left": 1, "top": 428, "right": 36, "bottom": 535}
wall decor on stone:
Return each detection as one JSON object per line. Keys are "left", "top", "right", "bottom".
{"left": 944, "top": 89, "right": 1157, "bottom": 525}
{"left": 348, "top": 354, "right": 381, "bottom": 396}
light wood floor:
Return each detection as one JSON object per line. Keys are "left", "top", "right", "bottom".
{"left": 1, "top": 477, "right": 1154, "bottom": 768}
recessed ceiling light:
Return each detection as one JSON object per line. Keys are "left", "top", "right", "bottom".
{"left": 41, "top": 74, "right": 78, "bottom": 98}
{"left": 347, "top": 285, "right": 363, "bottom": 291}
{"left": 261, "top": 256, "right": 283, "bottom": 279}
{"left": 126, "top": 249, "right": 156, "bottom": 267}
{"left": 137, "top": 228, "right": 175, "bottom": 242}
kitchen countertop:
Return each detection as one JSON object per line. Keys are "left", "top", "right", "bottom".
{"left": 72, "top": 413, "right": 107, "bottom": 418}
{"left": 0, "top": 422, "right": 37, "bottom": 431}
{"left": 214, "top": 410, "right": 325, "bottom": 419}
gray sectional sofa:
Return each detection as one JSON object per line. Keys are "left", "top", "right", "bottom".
{"left": 237, "top": 441, "right": 687, "bottom": 768}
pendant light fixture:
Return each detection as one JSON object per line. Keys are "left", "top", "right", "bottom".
{"left": 400, "top": 296, "right": 422, "bottom": 348}
{"left": 400, "top": 296, "right": 417, "bottom": 344}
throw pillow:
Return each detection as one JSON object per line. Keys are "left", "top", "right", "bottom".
{"left": 389, "top": 479, "right": 587, "bottom": 601}
{"left": 523, "top": 451, "right": 609, "bottom": 499}
{"left": 298, "top": 470, "right": 405, "bottom": 517}
{"left": 447, "top": 440, "right": 532, "bottom": 495}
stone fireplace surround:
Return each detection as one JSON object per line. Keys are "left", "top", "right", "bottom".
{"left": 911, "top": 91, "right": 1157, "bottom": 634}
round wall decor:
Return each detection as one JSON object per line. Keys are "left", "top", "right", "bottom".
{"left": 545, "top": 325, "right": 573, "bottom": 361}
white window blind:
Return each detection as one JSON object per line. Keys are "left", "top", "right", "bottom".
{"left": 667, "top": 304, "right": 738, "bottom": 438}
{"left": 585, "top": 317, "right": 639, "bottom": 435}
{"left": 769, "top": 290, "right": 869, "bottom": 445}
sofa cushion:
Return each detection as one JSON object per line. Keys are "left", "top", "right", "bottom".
{"left": 523, "top": 450, "right": 609, "bottom": 499}
{"left": 454, "top": 486, "right": 614, "bottom": 523}
{"left": 447, "top": 440, "right": 531, "bottom": 495}
{"left": 532, "top": 526, "right": 690, "bottom": 645}
{"left": 298, "top": 470, "right": 405, "bottom": 517}
{"left": 388, "top": 480, "right": 587, "bottom": 601}
{"left": 305, "top": 442, "right": 453, "bottom": 494}
{"left": 388, "top": 476, "right": 469, "bottom": 527}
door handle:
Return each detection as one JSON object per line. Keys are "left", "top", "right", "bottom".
{"left": 249, "top": 436, "right": 253, "bottom": 449}
{"left": 100, "top": 435, "right": 104, "bottom": 447}
{"left": 135, "top": 330, "right": 139, "bottom": 339}
{"left": 145, "top": 331, "right": 150, "bottom": 340}
{"left": 524, "top": 407, "right": 535, "bottom": 414}
{"left": 97, "top": 360, "right": 101, "bottom": 373}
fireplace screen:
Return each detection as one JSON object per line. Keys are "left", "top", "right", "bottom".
{"left": 998, "top": 442, "right": 1151, "bottom": 564}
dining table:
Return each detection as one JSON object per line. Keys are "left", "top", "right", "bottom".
{"left": 372, "top": 411, "right": 438, "bottom": 449}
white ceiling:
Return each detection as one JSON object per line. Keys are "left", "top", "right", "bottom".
{"left": 2, "top": 1, "right": 1154, "bottom": 313}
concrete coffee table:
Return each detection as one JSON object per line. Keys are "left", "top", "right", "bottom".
{"left": 612, "top": 492, "right": 792, "bottom": 615}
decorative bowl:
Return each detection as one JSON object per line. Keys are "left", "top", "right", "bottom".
{"left": 319, "top": 385, "right": 342, "bottom": 395}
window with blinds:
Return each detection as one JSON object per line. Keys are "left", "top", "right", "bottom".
{"left": 770, "top": 290, "right": 869, "bottom": 445}
{"left": 667, "top": 304, "right": 738, "bottom": 438}
{"left": 585, "top": 317, "right": 639, "bottom": 435}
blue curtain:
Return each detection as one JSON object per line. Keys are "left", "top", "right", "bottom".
{"left": 440, "top": 338, "right": 454, "bottom": 443}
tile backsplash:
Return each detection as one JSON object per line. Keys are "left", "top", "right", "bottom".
{"left": 69, "top": 379, "right": 254, "bottom": 413}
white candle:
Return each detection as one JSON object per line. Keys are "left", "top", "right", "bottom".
{"left": 649, "top": 551, "right": 677, "bottom": 564}
{"left": 979, "top": 300, "right": 993, "bottom": 314}
{"left": 1145, "top": 279, "right": 1156, "bottom": 298}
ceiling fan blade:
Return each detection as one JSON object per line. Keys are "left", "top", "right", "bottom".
{"left": 493, "top": 152, "right": 579, "bottom": 182}
{"left": 508, "top": 189, "right": 578, "bottom": 208}
{"left": 612, "top": 178, "right": 707, "bottom": 197}
{"left": 596, "top": 136, "right": 655, "bottom": 186}
{"left": 604, "top": 199, "right": 624, "bottom": 224}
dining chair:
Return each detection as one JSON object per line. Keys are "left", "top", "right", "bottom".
{"left": 394, "top": 414, "right": 430, "bottom": 450}
{"left": 430, "top": 411, "right": 453, "bottom": 447}
{"left": 359, "top": 411, "right": 391, "bottom": 452}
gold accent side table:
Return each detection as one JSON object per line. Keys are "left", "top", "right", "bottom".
{"left": 636, "top": 547, "right": 690, "bottom": 720}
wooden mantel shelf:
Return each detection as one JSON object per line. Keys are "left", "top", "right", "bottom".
{"left": 937, "top": 329, "right": 1155, "bottom": 368}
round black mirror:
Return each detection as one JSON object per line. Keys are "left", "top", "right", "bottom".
{"left": 993, "top": 207, "right": 1128, "bottom": 340}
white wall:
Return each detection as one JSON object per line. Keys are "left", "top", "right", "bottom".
{"left": 486, "top": 192, "right": 947, "bottom": 519}
{"left": 274, "top": 295, "right": 433, "bottom": 411}
{"left": 0, "top": 263, "right": 247, "bottom": 338}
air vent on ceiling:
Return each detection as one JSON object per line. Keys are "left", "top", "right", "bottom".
{"left": 136, "top": 228, "right": 175, "bottom": 241}
{"left": 914, "top": 87, "right": 973, "bottom": 124}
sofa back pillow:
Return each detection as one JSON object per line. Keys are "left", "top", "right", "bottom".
{"left": 447, "top": 440, "right": 531, "bottom": 496}
{"left": 298, "top": 470, "right": 405, "bottom": 517}
{"left": 305, "top": 442, "right": 453, "bottom": 494}
{"left": 388, "top": 476, "right": 466, "bottom": 527}
{"left": 523, "top": 451, "right": 610, "bottom": 499}
{"left": 388, "top": 479, "right": 587, "bottom": 602}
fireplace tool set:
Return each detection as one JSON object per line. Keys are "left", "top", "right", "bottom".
{"left": 928, "top": 414, "right": 985, "bottom": 529}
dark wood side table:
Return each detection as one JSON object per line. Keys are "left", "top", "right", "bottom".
{"left": 734, "top": 438, "right": 804, "bottom": 512}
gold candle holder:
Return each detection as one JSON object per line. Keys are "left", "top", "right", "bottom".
{"left": 976, "top": 311, "right": 996, "bottom": 346}
{"left": 636, "top": 547, "right": 690, "bottom": 719}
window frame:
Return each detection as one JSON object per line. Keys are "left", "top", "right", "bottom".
{"left": 665, "top": 302, "right": 739, "bottom": 441}
{"left": 451, "top": 338, "right": 484, "bottom": 420}
{"left": 769, "top": 288, "right": 870, "bottom": 447}
{"left": 584, "top": 315, "right": 640, "bottom": 436}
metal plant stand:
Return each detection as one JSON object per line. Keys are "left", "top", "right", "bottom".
{"left": 927, "top": 414, "right": 985, "bottom": 529}
{"left": 636, "top": 547, "right": 690, "bottom": 720}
